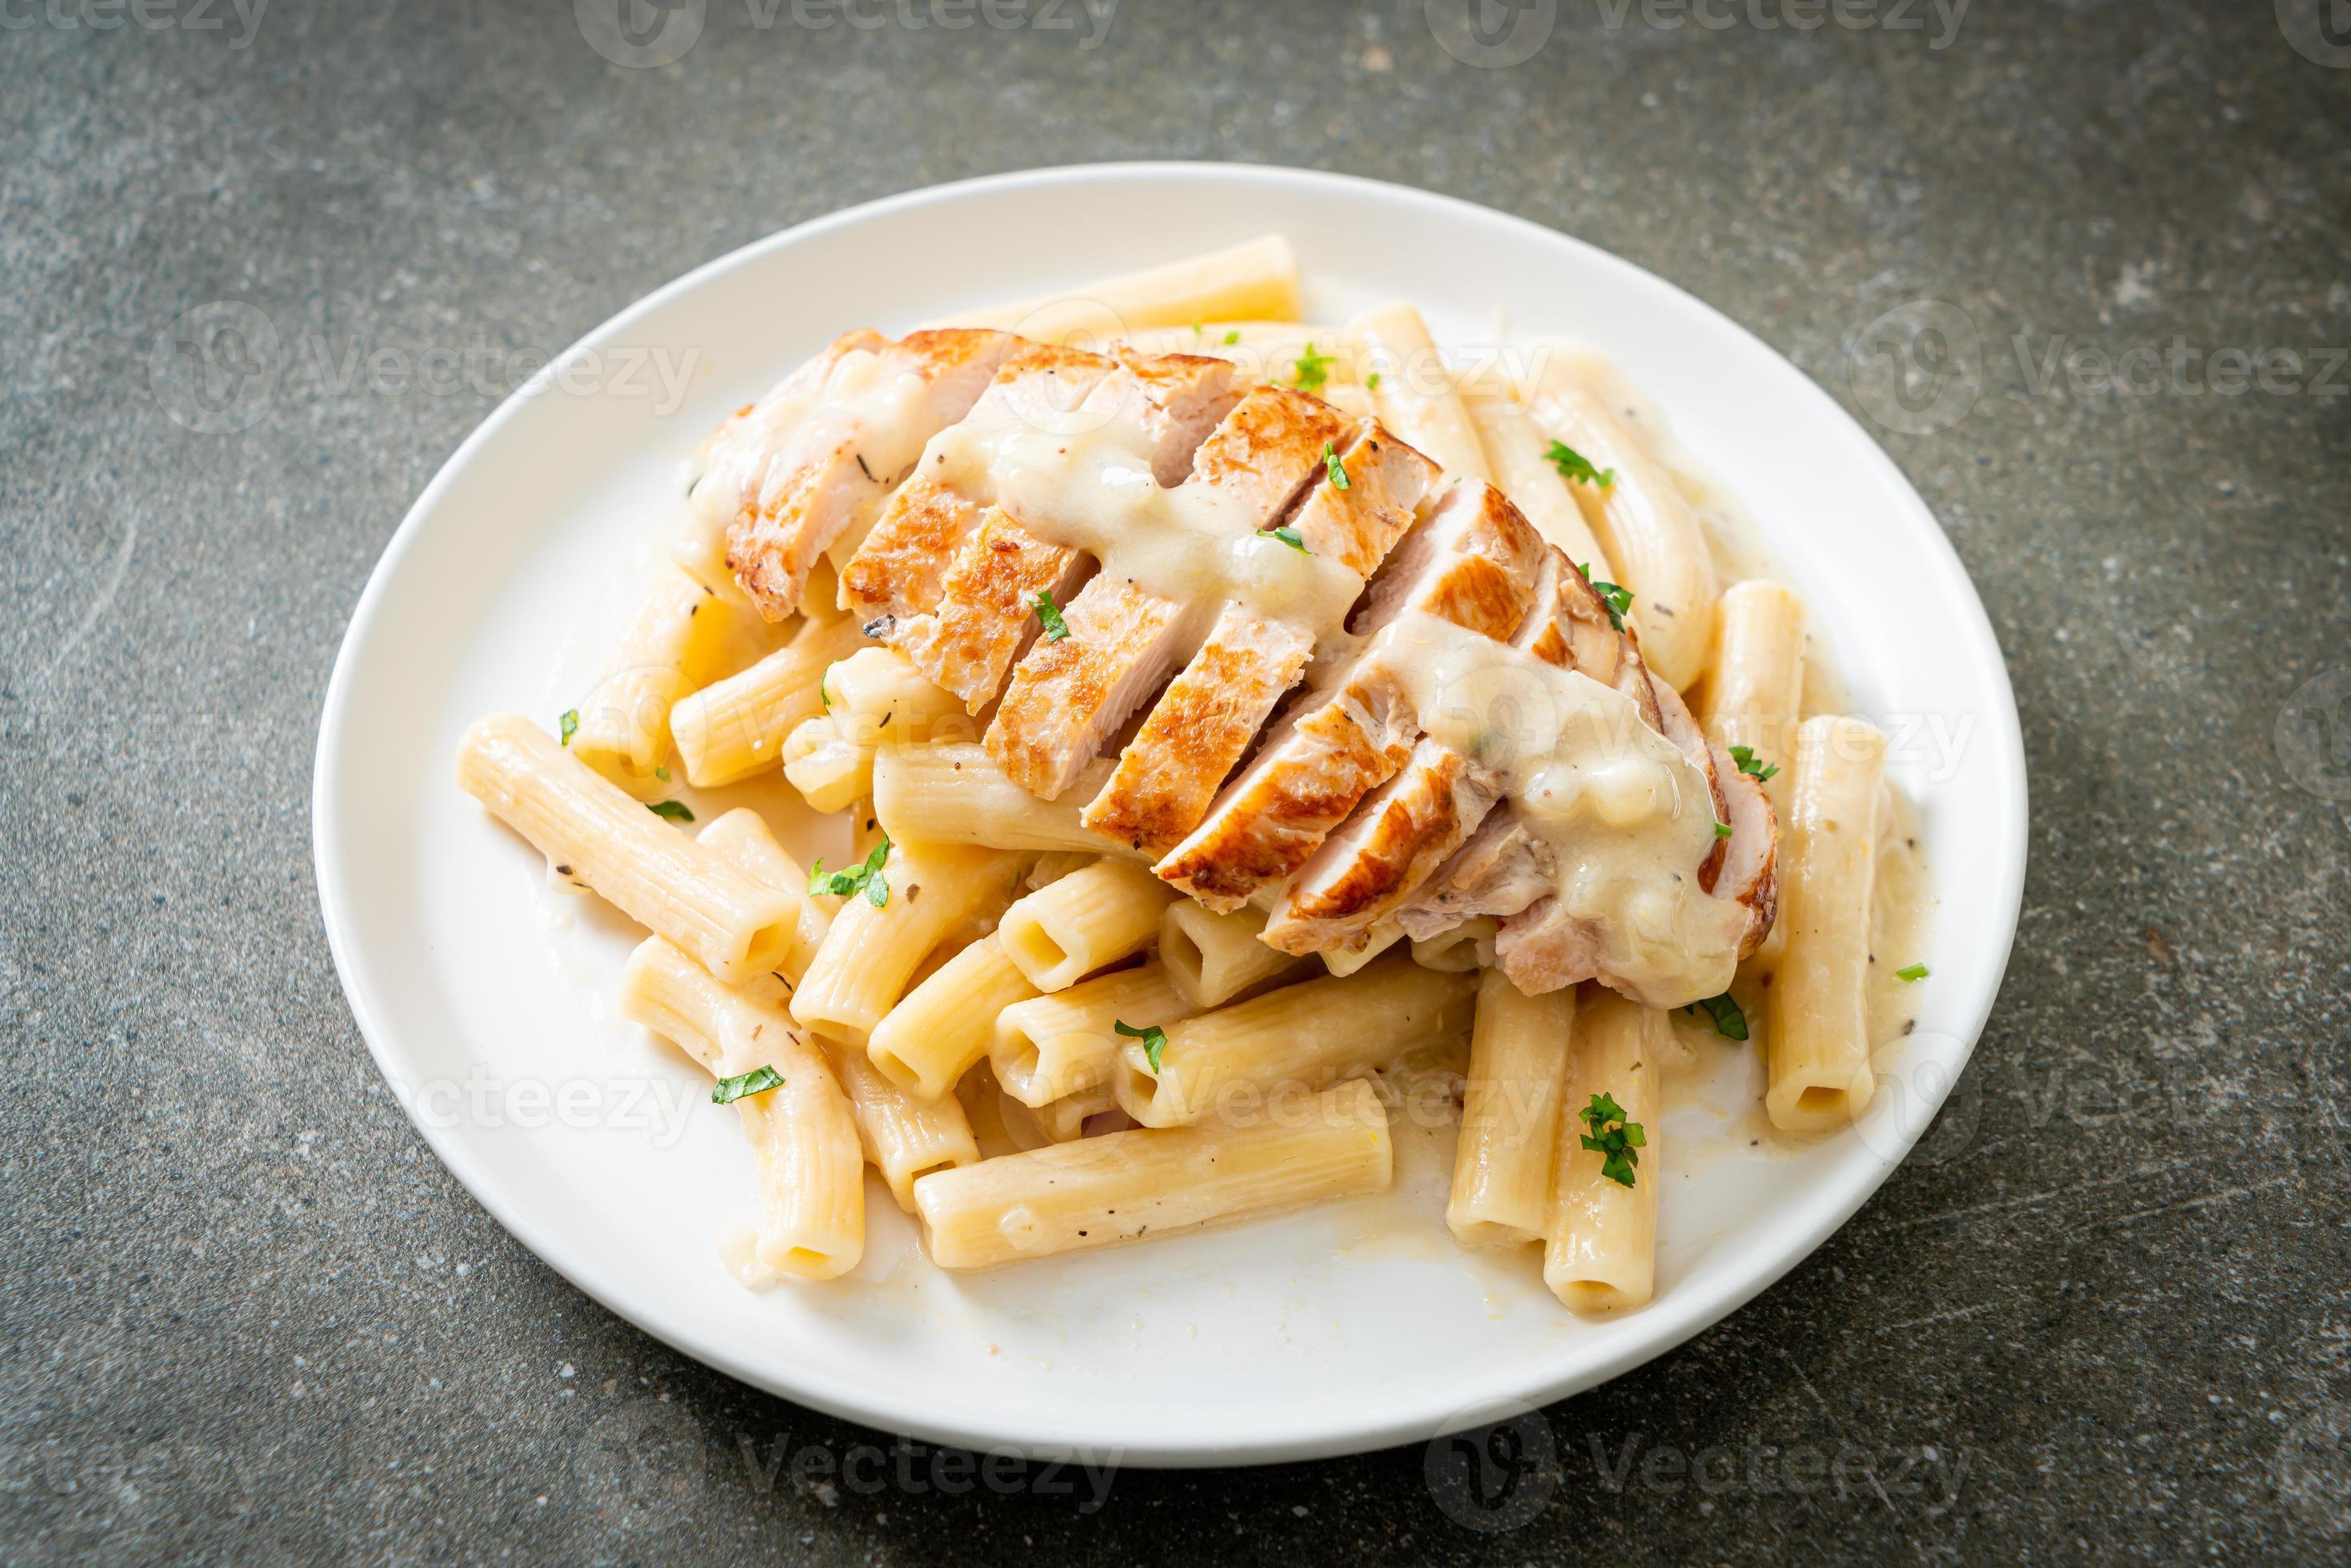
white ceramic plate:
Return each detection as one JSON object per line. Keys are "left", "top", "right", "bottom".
{"left": 314, "top": 163, "right": 2026, "bottom": 1466}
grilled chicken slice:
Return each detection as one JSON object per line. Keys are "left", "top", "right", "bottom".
{"left": 1076, "top": 405, "right": 1439, "bottom": 854}
{"left": 718, "top": 328, "right": 1014, "bottom": 619}
{"left": 1154, "top": 482, "right": 1545, "bottom": 910}
{"left": 895, "top": 508, "right": 1093, "bottom": 711}
{"left": 1079, "top": 607, "right": 1317, "bottom": 856}
{"left": 839, "top": 341, "right": 1118, "bottom": 627}
{"left": 1262, "top": 546, "right": 1602, "bottom": 950}
{"left": 984, "top": 383, "right": 1361, "bottom": 799}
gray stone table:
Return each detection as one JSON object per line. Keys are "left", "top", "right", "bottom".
{"left": 3, "top": 0, "right": 2347, "bottom": 1561}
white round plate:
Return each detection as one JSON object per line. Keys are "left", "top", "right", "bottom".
{"left": 314, "top": 163, "right": 2026, "bottom": 1466}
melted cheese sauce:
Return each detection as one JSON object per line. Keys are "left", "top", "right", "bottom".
{"left": 1371, "top": 610, "right": 1753, "bottom": 1006}
{"left": 924, "top": 392, "right": 1366, "bottom": 638}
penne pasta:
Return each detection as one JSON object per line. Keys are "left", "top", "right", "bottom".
{"left": 1513, "top": 357, "right": 1720, "bottom": 692}
{"left": 1543, "top": 989, "right": 1662, "bottom": 1310}
{"left": 1701, "top": 580, "right": 1806, "bottom": 822}
{"left": 783, "top": 646, "right": 974, "bottom": 814}
{"left": 1410, "top": 915, "right": 1497, "bottom": 974}
{"left": 933, "top": 234, "right": 1301, "bottom": 341}
{"left": 996, "top": 858, "right": 1176, "bottom": 992}
{"left": 671, "top": 613, "right": 870, "bottom": 788}
{"left": 790, "top": 841, "right": 1026, "bottom": 1045}
{"left": 1113, "top": 955, "right": 1475, "bottom": 1129}
{"left": 991, "top": 960, "right": 1201, "bottom": 1107}
{"left": 1768, "top": 715, "right": 1889, "bottom": 1132}
{"left": 620, "top": 935, "right": 863, "bottom": 1279}
{"left": 1350, "top": 301, "right": 1490, "bottom": 482}
{"left": 1461, "top": 389, "right": 1617, "bottom": 582}
{"left": 1320, "top": 918, "right": 1407, "bottom": 978}
{"left": 570, "top": 562, "right": 747, "bottom": 797}
{"left": 1157, "top": 901, "right": 1301, "bottom": 1009}
{"left": 866, "top": 934, "right": 1041, "bottom": 1100}
{"left": 456, "top": 714, "right": 795, "bottom": 985}
{"left": 1447, "top": 970, "right": 1575, "bottom": 1249}
{"left": 871, "top": 743, "right": 1121, "bottom": 855}
{"left": 694, "top": 809, "right": 831, "bottom": 986}
{"left": 913, "top": 1079, "right": 1392, "bottom": 1270}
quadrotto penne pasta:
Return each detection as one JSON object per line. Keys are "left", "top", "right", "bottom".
{"left": 451, "top": 238, "right": 1932, "bottom": 1309}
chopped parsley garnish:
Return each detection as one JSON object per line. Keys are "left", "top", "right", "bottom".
{"left": 1222, "top": 330, "right": 1241, "bottom": 346}
{"left": 1728, "top": 745, "right": 1781, "bottom": 783}
{"left": 1545, "top": 440, "right": 1617, "bottom": 490}
{"left": 711, "top": 1065, "right": 782, "bottom": 1104}
{"left": 1577, "top": 561, "right": 1633, "bottom": 632}
{"left": 1031, "top": 588, "right": 1071, "bottom": 642}
{"left": 1365, "top": 370, "right": 1381, "bottom": 390}
{"left": 1321, "top": 440, "right": 1350, "bottom": 491}
{"left": 807, "top": 834, "right": 892, "bottom": 906}
{"left": 654, "top": 765, "right": 670, "bottom": 782}
{"left": 820, "top": 663, "right": 836, "bottom": 710}
{"left": 559, "top": 709, "right": 579, "bottom": 746}
{"left": 1579, "top": 1092, "right": 1647, "bottom": 1187}
{"left": 1895, "top": 962, "right": 1930, "bottom": 982}
{"left": 647, "top": 800, "right": 695, "bottom": 823}
{"left": 1115, "top": 1019, "right": 1170, "bottom": 1074}
{"left": 1258, "top": 525, "right": 1309, "bottom": 554}
{"left": 1292, "top": 342, "right": 1335, "bottom": 393}
{"left": 1713, "top": 820, "right": 1733, "bottom": 840}
{"left": 1684, "top": 991, "right": 1749, "bottom": 1041}
{"left": 1191, "top": 321, "right": 1204, "bottom": 336}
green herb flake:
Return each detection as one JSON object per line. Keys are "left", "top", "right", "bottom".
{"left": 1115, "top": 1018, "right": 1170, "bottom": 1074}
{"left": 711, "top": 1065, "right": 782, "bottom": 1104}
{"left": 1895, "top": 962, "right": 1930, "bottom": 982}
{"left": 1545, "top": 440, "right": 1617, "bottom": 490}
{"left": 654, "top": 765, "right": 670, "bottom": 782}
{"left": 1191, "top": 321, "right": 1204, "bottom": 337}
{"left": 1258, "top": 525, "right": 1309, "bottom": 554}
{"left": 1683, "top": 991, "right": 1749, "bottom": 1042}
{"left": 1365, "top": 370, "right": 1381, "bottom": 390}
{"left": 1222, "top": 330, "right": 1241, "bottom": 346}
{"left": 820, "top": 663, "right": 836, "bottom": 710}
{"left": 559, "top": 709, "right": 579, "bottom": 746}
{"left": 647, "top": 800, "right": 695, "bottom": 823}
{"left": 1728, "top": 745, "right": 1781, "bottom": 784}
{"left": 808, "top": 834, "right": 894, "bottom": 905}
{"left": 1321, "top": 440, "right": 1350, "bottom": 491}
{"left": 1031, "top": 588, "right": 1072, "bottom": 642}
{"left": 1578, "top": 1092, "right": 1648, "bottom": 1188}
{"left": 1577, "top": 561, "right": 1633, "bottom": 632}
{"left": 1713, "top": 820, "right": 1734, "bottom": 840}
{"left": 1292, "top": 342, "right": 1335, "bottom": 394}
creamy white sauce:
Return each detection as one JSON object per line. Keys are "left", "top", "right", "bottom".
{"left": 1370, "top": 610, "right": 1753, "bottom": 1006}
{"left": 924, "top": 390, "right": 1365, "bottom": 639}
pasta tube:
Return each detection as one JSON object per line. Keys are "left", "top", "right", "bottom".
{"left": 1447, "top": 970, "right": 1575, "bottom": 1250}
{"left": 692, "top": 809, "right": 831, "bottom": 986}
{"left": 1514, "top": 358, "right": 1720, "bottom": 691}
{"left": 996, "top": 858, "right": 1175, "bottom": 992}
{"left": 1543, "top": 990, "right": 1662, "bottom": 1310}
{"left": 670, "top": 613, "right": 869, "bottom": 788}
{"left": 619, "top": 936, "right": 862, "bottom": 1278}
{"left": 790, "top": 841, "right": 1026, "bottom": 1045}
{"left": 1768, "top": 715, "right": 1888, "bottom": 1132}
{"left": 933, "top": 234, "right": 1301, "bottom": 340}
{"left": 1461, "top": 390, "right": 1616, "bottom": 582}
{"left": 991, "top": 961, "right": 1200, "bottom": 1107}
{"left": 1700, "top": 580, "right": 1806, "bottom": 821}
{"left": 1112, "top": 955, "right": 1475, "bottom": 1129}
{"left": 1350, "top": 302, "right": 1490, "bottom": 482}
{"left": 570, "top": 563, "right": 745, "bottom": 797}
{"left": 866, "top": 934, "right": 1040, "bottom": 1100}
{"left": 1157, "top": 902, "right": 1301, "bottom": 1008}
{"left": 913, "top": 1079, "right": 1392, "bottom": 1270}
{"left": 455, "top": 714, "right": 794, "bottom": 985}
{"left": 870, "top": 743, "right": 1120, "bottom": 855}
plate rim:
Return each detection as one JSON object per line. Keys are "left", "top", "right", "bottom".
{"left": 312, "top": 160, "right": 2029, "bottom": 1466}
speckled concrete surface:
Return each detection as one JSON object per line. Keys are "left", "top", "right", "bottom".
{"left": 3, "top": 0, "right": 2348, "bottom": 1561}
